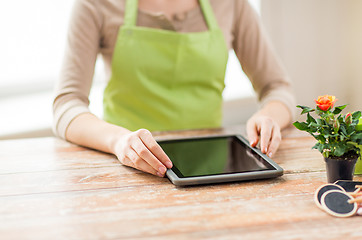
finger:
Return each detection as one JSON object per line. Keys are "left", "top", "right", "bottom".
{"left": 118, "top": 154, "right": 135, "bottom": 168}
{"left": 131, "top": 138, "right": 168, "bottom": 175}
{"left": 246, "top": 119, "right": 260, "bottom": 147}
{"left": 127, "top": 149, "right": 164, "bottom": 177}
{"left": 137, "top": 129, "right": 173, "bottom": 168}
{"left": 267, "top": 126, "right": 281, "bottom": 158}
{"left": 259, "top": 119, "right": 273, "bottom": 154}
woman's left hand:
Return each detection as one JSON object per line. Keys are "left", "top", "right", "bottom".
{"left": 246, "top": 101, "right": 292, "bottom": 158}
{"left": 246, "top": 114, "right": 281, "bottom": 158}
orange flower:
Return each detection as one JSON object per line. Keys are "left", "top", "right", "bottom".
{"left": 315, "top": 95, "right": 337, "bottom": 111}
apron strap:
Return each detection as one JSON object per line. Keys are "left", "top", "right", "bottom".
{"left": 124, "top": 0, "right": 219, "bottom": 30}
{"left": 124, "top": 0, "right": 138, "bottom": 27}
{"left": 199, "top": 0, "right": 219, "bottom": 30}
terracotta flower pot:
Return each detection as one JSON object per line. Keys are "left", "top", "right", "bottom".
{"left": 324, "top": 156, "right": 358, "bottom": 183}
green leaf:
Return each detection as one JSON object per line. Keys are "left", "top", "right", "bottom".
{"left": 307, "top": 122, "right": 318, "bottom": 132}
{"left": 309, "top": 122, "right": 319, "bottom": 128}
{"left": 332, "top": 105, "right": 347, "bottom": 114}
{"left": 340, "top": 125, "right": 347, "bottom": 135}
{"left": 302, "top": 108, "right": 315, "bottom": 115}
{"left": 312, "top": 142, "right": 325, "bottom": 154}
{"left": 315, "top": 134, "right": 326, "bottom": 143}
{"left": 347, "top": 141, "right": 358, "bottom": 147}
{"left": 316, "top": 119, "right": 323, "bottom": 125}
{"left": 321, "top": 128, "right": 333, "bottom": 138}
{"left": 351, "top": 132, "right": 362, "bottom": 142}
{"left": 334, "top": 146, "right": 344, "bottom": 157}
{"left": 306, "top": 113, "right": 316, "bottom": 124}
{"left": 296, "top": 105, "right": 308, "bottom": 109}
{"left": 293, "top": 122, "right": 309, "bottom": 131}
{"left": 296, "top": 105, "right": 315, "bottom": 115}
{"left": 346, "top": 125, "right": 355, "bottom": 136}
{"left": 352, "top": 111, "right": 362, "bottom": 122}
{"left": 340, "top": 130, "right": 348, "bottom": 139}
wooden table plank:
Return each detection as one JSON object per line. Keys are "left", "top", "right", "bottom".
{"left": 0, "top": 149, "right": 324, "bottom": 197}
{"left": 0, "top": 172, "right": 361, "bottom": 239}
{"left": 0, "top": 138, "right": 119, "bottom": 174}
{"left": 0, "top": 130, "right": 327, "bottom": 198}
{"left": 0, "top": 166, "right": 169, "bottom": 196}
{"left": 0, "top": 172, "right": 325, "bottom": 218}
{"left": 0, "top": 127, "right": 321, "bottom": 175}
{"left": 1, "top": 126, "right": 362, "bottom": 239}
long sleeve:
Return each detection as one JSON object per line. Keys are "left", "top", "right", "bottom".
{"left": 231, "top": 0, "right": 296, "bottom": 118}
{"left": 53, "top": 0, "right": 101, "bottom": 139}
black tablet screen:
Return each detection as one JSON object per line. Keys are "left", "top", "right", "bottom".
{"left": 159, "top": 136, "right": 275, "bottom": 178}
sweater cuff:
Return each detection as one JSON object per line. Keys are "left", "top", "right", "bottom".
{"left": 53, "top": 100, "right": 90, "bottom": 139}
{"left": 260, "top": 89, "right": 297, "bottom": 122}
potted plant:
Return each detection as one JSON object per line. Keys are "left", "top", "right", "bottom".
{"left": 293, "top": 95, "right": 362, "bottom": 183}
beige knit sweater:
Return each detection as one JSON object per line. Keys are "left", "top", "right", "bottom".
{"left": 53, "top": 0, "right": 295, "bottom": 139}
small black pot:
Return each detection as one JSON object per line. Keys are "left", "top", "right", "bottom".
{"left": 324, "top": 156, "right": 358, "bottom": 183}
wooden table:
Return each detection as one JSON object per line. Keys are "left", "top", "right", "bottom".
{"left": 0, "top": 126, "right": 361, "bottom": 239}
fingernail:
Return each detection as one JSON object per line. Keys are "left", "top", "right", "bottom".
{"left": 264, "top": 147, "right": 268, "bottom": 153}
{"left": 165, "top": 161, "right": 173, "bottom": 169}
{"left": 159, "top": 166, "right": 166, "bottom": 174}
{"left": 157, "top": 172, "right": 164, "bottom": 177}
{"left": 268, "top": 152, "right": 273, "bottom": 158}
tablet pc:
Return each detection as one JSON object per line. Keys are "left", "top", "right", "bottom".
{"left": 158, "top": 135, "right": 283, "bottom": 186}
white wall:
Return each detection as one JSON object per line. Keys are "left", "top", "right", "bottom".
{"left": 261, "top": 0, "right": 362, "bottom": 118}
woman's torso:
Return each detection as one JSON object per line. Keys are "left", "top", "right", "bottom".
{"left": 102, "top": 0, "right": 229, "bottom": 131}
{"left": 97, "top": 0, "right": 235, "bottom": 80}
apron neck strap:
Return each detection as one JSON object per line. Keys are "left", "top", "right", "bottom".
{"left": 124, "top": 0, "right": 219, "bottom": 30}
{"left": 124, "top": 0, "right": 138, "bottom": 27}
{"left": 199, "top": 0, "right": 218, "bottom": 30}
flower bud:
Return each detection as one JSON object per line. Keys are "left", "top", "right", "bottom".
{"left": 333, "top": 120, "right": 340, "bottom": 133}
{"left": 345, "top": 112, "right": 352, "bottom": 125}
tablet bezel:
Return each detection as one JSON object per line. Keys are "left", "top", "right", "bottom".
{"left": 158, "top": 134, "right": 284, "bottom": 186}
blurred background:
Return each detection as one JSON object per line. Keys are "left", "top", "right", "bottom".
{"left": 0, "top": 0, "right": 361, "bottom": 140}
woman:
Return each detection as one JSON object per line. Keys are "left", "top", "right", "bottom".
{"left": 53, "top": 0, "right": 295, "bottom": 178}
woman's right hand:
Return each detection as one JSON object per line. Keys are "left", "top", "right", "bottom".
{"left": 113, "top": 129, "right": 173, "bottom": 177}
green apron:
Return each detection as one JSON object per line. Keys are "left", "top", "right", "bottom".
{"left": 103, "top": 0, "right": 228, "bottom": 131}
{"left": 354, "top": 118, "right": 362, "bottom": 174}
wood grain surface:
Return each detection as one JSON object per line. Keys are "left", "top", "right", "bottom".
{"left": 0, "top": 126, "right": 361, "bottom": 239}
